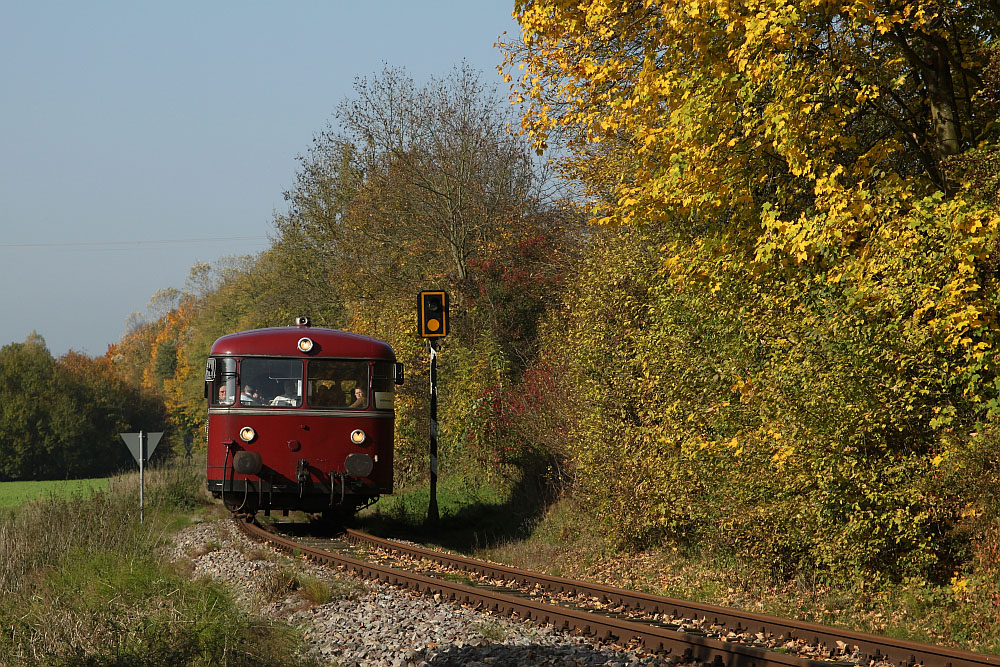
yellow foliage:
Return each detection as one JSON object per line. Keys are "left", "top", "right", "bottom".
{"left": 504, "top": 0, "right": 1000, "bottom": 421}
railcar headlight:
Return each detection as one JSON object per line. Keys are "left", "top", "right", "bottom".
{"left": 239, "top": 426, "right": 256, "bottom": 443}
{"left": 350, "top": 429, "right": 367, "bottom": 445}
{"left": 297, "top": 337, "right": 314, "bottom": 353}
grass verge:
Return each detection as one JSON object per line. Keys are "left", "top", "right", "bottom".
{"left": 0, "top": 459, "right": 316, "bottom": 666}
{"left": 359, "top": 465, "right": 545, "bottom": 552}
{"left": 0, "top": 477, "right": 109, "bottom": 510}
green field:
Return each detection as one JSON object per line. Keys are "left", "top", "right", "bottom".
{"left": 0, "top": 477, "right": 110, "bottom": 509}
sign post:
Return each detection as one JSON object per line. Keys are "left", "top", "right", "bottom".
{"left": 120, "top": 431, "right": 163, "bottom": 523}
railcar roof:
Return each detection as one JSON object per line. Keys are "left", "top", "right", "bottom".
{"left": 209, "top": 326, "right": 395, "bottom": 360}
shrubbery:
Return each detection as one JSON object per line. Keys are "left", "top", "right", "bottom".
{"left": 531, "top": 220, "right": 1000, "bottom": 583}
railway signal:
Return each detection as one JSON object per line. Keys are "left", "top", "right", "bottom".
{"left": 417, "top": 291, "right": 448, "bottom": 529}
{"left": 418, "top": 291, "right": 448, "bottom": 338}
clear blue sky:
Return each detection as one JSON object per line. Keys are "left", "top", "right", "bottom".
{"left": 0, "top": 1, "right": 520, "bottom": 356}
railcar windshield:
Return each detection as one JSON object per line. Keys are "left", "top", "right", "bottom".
{"left": 214, "top": 356, "right": 394, "bottom": 410}
{"left": 306, "top": 360, "right": 370, "bottom": 409}
{"left": 239, "top": 358, "right": 303, "bottom": 407}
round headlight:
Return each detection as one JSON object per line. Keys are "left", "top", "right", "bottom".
{"left": 239, "top": 426, "right": 256, "bottom": 443}
{"left": 350, "top": 429, "right": 367, "bottom": 445}
{"left": 297, "top": 337, "right": 314, "bottom": 353}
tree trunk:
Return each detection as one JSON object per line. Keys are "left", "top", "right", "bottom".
{"left": 926, "top": 43, "right": 962, "bottom": 157}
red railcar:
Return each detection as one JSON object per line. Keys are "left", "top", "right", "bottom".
{"left": 205, "top": 317, "right": 402, "bottom": 519}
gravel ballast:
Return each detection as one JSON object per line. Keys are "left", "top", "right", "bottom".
{"left": 170, "top": 518, "right": 672, "bottom": 666}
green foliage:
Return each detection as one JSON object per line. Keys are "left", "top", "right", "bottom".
{"left": 0, "top": 336, "right": 166, "bottom": 481}
{"left": 152, "top": 339, "right": 178, "bottom": 382}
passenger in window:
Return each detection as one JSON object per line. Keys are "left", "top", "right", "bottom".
{"left": 240, "top": 384, "right": 259, "bottom": 405}
{"left": 270, "top": 380, "right": 301, "bottom": 407}
{"left": 348, "top": 387, "right": 366, "bottom": 409}
{"left": 217, "top": 385, "right": 233, "bottom": 406}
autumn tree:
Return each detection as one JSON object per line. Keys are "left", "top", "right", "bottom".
{"left": 108, "top": 257, "right": 269, "bottom": 450}
{"left": 276, "top": 63, "right": 564, "bottom": 303}
{"left": 274, "top": 63, "right": 580, "bottom": 357}
{"left": 502, "top": 0, "right": 1000, "bottom": 579}
{"left": 272, "top": 63, "right": 582, "bottom": 482}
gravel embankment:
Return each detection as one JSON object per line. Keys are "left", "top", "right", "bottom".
{"left": 170, "top": 518, "right": 672, "bottom": 666}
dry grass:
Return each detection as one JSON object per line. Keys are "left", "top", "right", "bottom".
{"left": 0, "top": 461, "right": 314, "bottom": 665}
{"left": 471, "top": 620, "right": 508, "bottom": 642}
{"left": 245, "top": 546, "right": 274, "bottom": 562}
{"left": 295, "top": 573, "right": 334, "bottom": 606}
{"left": 257, "top": 565, "right": 299, "bottom": 603}
{"left": 186, "top": 540, "right": 221, "bottom": 559}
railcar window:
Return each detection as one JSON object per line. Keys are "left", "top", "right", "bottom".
{"left": 371, "top": 361, "right": 395, "bottom": 410}
{"left": 306, "top": 360, "right": 370, "bottom": 409}
{"left": 240, "top": 358, "right": 303, "bottom": 408}
{"left": 211, "top": 358, "right": 237, "bottom": 406}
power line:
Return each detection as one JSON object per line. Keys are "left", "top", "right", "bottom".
{"left": 0, "top": 236, "right": 269, "bottom": 248}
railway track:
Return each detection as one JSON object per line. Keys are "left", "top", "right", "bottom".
{"left": 236, "top": 519, "right": 999, "bottom": 667}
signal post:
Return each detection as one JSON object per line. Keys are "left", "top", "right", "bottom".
{"left": 418, "top": 291, "right": 448, "bottom": 528}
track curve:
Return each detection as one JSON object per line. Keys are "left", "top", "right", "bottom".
{"left": 342, "top": 529, "right": 999, "bottom": 667}
{"left": 237, "top": 519, "right": 999, "bottom": 667}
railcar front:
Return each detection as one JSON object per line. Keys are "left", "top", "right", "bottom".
{"left": 205, "top": 318, "right": 401, "bottom": 519}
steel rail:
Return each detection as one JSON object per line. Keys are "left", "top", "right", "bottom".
{"left": 343, "top": 529, "right": 999, "bottom": 667}
{"left": 238, "top": 519, "right": 832, "bottom": 667}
